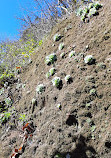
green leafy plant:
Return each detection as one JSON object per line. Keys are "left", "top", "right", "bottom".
{"left": 53, "top": 34, "right": 62, "bottom": 42}
{"left": 45, "top": 53, "right": 57, "bottom": 65}
{"left": 36, "top": 84, "right": 46, "bottom": 94}
{"left": 19, "top": 114, "right": 26, "bottom": 122}
{"left": 0, "top": 71, "right": 14, "bottom": 84}
{"left": 52, "top": 77, "right": 61, "bottom": 88}
{"left": 59, "top": 43, "right": 64, "bottom": 51}
{"left": 0, "top": 112, "right": 11, "bottom": 124}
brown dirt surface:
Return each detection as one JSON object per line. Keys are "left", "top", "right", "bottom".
{"left": 0, "top": 0, "right": 111, "bottom": 157}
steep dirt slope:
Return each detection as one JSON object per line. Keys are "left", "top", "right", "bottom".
{"left": 0, "top": 0, "right": 111, "bottom": 157}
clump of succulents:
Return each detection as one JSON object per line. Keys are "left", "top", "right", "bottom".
{"left": 59, "top": 43, "right": 64, "bottom": 50}
{"left": 45, "top": 53, "right": 57, "bottom": 65}
{"left": 84, "top": 55, "right": 95, "bottom": 64}
{"left": 87, "top": 8, "right": 97, "bottom": 18}
{"left": 69, "top": 51, "right": 75, "bottom": 58}
{"left": 76, "top": 1, "right": 103, "bottom": 21}
{"left": 65, "top": 75, "right": 71, "bottom": 83}
{"left": 36, "top": 84, "right": 46, "bottom": 94}
{"left": 52, "top": 77, "right": 61, "bottom": 88}
{"left": 93, "top": 2, "right": 103, "bottom": 10}
{"left": 60, "top": 52, "right": 65, "bottom": 58}
{"left": 53, "top": 34, "right": 62, "bottom": 42}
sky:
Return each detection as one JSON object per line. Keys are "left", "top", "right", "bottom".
{"left": 0, "top": 0, "right": 40, "bottom": 41}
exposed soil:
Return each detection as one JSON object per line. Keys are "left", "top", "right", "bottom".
{"left": 0, "top": 0, "right": 111, "bottom": 157}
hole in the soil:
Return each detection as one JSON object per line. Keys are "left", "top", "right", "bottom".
{"left": 57, "top": 80, "right": 63, "bottom": 90}
{"left": 67, "top": 77, "right": 73, "bottom": 84}
{"left": 105, "top": 142, "right": 111, "bottom": 148}
{"left": 85, "top": 112, "right": 92, "bottom": 118}
{"left": 66, "top": 115, "right": 78, "bottom": 126}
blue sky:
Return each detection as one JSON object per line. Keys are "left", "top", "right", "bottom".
{"left": 0, "top": 0, "right": 40, "bottom": 41}
{"left": 0, "top": 0, "right": 57, "bottom": 41}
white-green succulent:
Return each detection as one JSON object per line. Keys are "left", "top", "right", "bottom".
{"left": 36, "top": 84, "right": 46, "bottom": 94}
{"left": 59, "top": 43, "right": 64, "bottom": 50}
{"left": 69, "top": 51, "right": 75, "bottom": 58}
{"left": 45, "top": 53, "right": 57, "bottom": 65}
{"left": 60, "top": 52, "right": 65, "bottom": 58}
{"left": 32, "top": 98, "right": 36, "bottom": 105}
{"left": 49, "top": 67, "right": 56, "bottom": 76}
{"left": 53, "top": 33, "right": 61, "bottom": 42}
{"left": 84, "top": 55, "right": 95, "bottom": 64}
{"left": 52, "top": 77, "right": 61, "bottom": 87}
{"left": 65, "top": 75, "right": 71, "bottom": 82}
{"left": 46, "top": 72, "right": 50, "bottom": 78}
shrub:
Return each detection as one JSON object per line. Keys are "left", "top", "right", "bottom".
{"left": 45, "top": 53, "right": 57, "bottom": 65}
{"left": 52, "top": 77, "right": 61, "bottom": 88}
{"left": 84, "top": 55, "right": 95, "bottom": 64}
{"left": 59, "top": 43, "right": 64, "bottom": 51}
{"left": 53, "top": 34, "right": 62, "bottom": 42}
{"left": 69, "top": 51, "right": 75, "bottom": 58}
{"left": 36, "top": 84, "right": 46, "bottom": 94}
